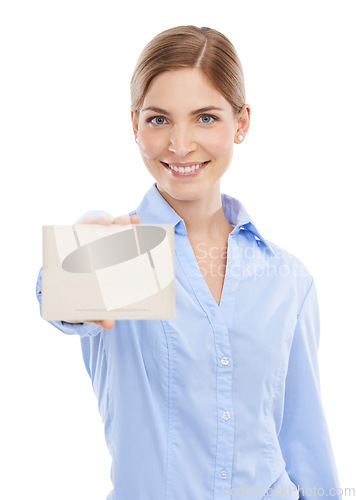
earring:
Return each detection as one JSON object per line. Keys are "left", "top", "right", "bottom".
{"left": 238, "top": 135, "right": 244, "bottom": 141}
{"left": 135, "top": 137, "right": 138, "bottom": 143}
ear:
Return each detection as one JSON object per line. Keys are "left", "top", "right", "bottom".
{"left": 234, "top": 104, "right": 251, "bottom": 143}
{"left": 131, "top": 111, "right": 139, "bottom": 141}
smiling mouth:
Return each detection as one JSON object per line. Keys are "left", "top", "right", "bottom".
{"left": 161, "top": 161, "right": 210, "bottom": 175}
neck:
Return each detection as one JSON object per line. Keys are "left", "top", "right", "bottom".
{"left": 155, "top": 182, "right": 234, "bottom": 241}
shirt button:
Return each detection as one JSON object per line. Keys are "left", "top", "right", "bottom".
{"left": 222, "top": 411, "right": 231, "bottom": 421}
{"left": 220, "top": 469, "right": 228, "bottom": 479}
{"left": 221, "top": 356, "right": 230, "bottom": 366}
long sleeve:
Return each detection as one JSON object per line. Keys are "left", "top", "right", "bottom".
{"left": 278, "top": 278, "right": 342, "bottom": 499}
{"left": 35, "top": 209, "right": 113, "bottom": 338}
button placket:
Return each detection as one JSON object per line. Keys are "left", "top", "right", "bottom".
{"left": 176, "top": 235, "right": 241, "bottom": 497}
{"left": 213, "top": 319, "right": 234, "bottom": 495}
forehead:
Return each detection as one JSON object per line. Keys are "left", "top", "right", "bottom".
{"left": 142, "top": 68, "right": 229, "bottom": 111}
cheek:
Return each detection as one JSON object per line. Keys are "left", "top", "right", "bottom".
{"left": 138, "top": 129, "right": 163, "bottom": 159}
{"left": 204, "top": 129, "right": 234, "bottom": 156}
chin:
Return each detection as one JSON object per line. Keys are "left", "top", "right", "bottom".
{"left": 160, "top": 181, "right": 212, "bottom": 201}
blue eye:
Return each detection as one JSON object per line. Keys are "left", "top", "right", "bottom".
{"left": 198, "top": 114, "right": 217, "bottom": 123}
{"left": 147, "top": 116, "right": 167, "bottom": 125}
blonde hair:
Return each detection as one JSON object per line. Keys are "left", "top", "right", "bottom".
{"left": 130, "top": 25, "right": 246, "bottom": 118}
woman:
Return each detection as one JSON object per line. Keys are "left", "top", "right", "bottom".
{"left": 36, "top": 25, "right": 341, "bottom": 500}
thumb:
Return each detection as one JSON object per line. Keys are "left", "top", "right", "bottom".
{"left": 130, "top": 214, "right": 140, "bottom": 224}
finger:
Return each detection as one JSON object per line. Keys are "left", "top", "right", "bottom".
{"left": 113, "top": 213, "right": 132, "bottom": 225}
{"left": 88, "top": 320, "right": 116, "bottom": 330}
{"left": 79, "top": 214, "right": 95, "bottom": 224}
{"left": 94, "top": 215, "right": 113, "bottom": 225}
{"left": 100, "top": 320, "right": 116, "bottom": 330}
{"left": 113, "top": 213, "right": 141, "bottom": 225}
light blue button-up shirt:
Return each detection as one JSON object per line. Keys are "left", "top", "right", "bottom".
{"left": 36, "top": 182, "right": 341, "bottom": 500}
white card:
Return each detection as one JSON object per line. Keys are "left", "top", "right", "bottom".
{"left": 41, "top": 223, "right": 175, "bottom": 320}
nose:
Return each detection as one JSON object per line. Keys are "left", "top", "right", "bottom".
{"left": 168, "top": 125, "right": 196, "bottom": 156}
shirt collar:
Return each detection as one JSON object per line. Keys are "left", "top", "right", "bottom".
{"left": 129, "top": 182, "right": 274, "bottom": 256}
{"left": 221, "top": 192, "right": 274, "bottom": 255}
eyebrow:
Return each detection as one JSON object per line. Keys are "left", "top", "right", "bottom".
{"left": 142, "top": 106, "right": 224, "bottom": 116}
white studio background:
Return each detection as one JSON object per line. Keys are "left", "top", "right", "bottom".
{"left": 1, "top": 1, "right": 355, "bottom": 498}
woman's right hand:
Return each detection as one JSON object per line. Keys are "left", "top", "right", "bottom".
{"left": 69, "top": 212, "right": 141, "bottom": 330}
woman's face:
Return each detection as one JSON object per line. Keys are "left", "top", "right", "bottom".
{"left": 131, "top": 68, "right": 250, "bottom": 201}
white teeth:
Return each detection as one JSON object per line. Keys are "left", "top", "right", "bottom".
{"left": 166, "top": 162, "right": 206, "bottom": 173}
